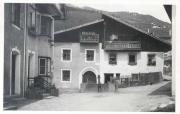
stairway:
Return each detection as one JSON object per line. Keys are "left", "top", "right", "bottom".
{"left": 84, "top": 83, "right": 98, "bottom": 92}
{"left": 84, "top": 83, "right": 110, "bottom": 92}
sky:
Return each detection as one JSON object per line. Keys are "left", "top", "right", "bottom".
{"left": 72, "top": 4, "right": 171, "bottom": 23}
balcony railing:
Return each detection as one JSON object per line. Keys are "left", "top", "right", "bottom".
{"left": 80, "top": 32, "right": 99, "bottom": 43}
{"left": 104, "top": 41, "right": 141, "bottom": 50}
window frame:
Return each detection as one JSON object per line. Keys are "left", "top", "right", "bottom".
{"left": 85, "top": 49, "right": 96, "bottom": 62}
{"left": 128, "top": 53, "right": 137, "bottom": 65}
{"left": 38, "top": 58, "right": 47, "bottom": 75}
{"left": 147, "top": 54, "right": 156, "bottom": 66}
{"left": 61, "top": 69, "right": 71, "bottom": 83}
{"left": 109, "top": 52, "right": 117, "bottom": 65}
{"left": 61, "top": 48, "right": 72, "bottom": 62}
{"left": 38, "top": 57, "right": 51, "bottom": 76}
{"left": 29, "top": 11, "right": 36, "bottom": 28}
{"left": 11, "top": 4, "right": 21, "bottom": 29}
{"left": 40, "top": 15, "right": 53, "bottom": 37}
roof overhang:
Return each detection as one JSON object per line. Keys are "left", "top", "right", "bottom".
{"left": 35, "top": 4, "right": 62, "bottom": 19}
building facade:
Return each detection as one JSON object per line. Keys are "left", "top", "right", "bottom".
{"left": 4, "top": 3, "right": 62, "bottom": 97}
{"left": 54, "top": 14, "right": 171, "bottom": 90}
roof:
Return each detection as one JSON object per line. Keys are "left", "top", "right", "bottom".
{"left": 54, "top": 12, "right": 171, "bottom": 48}
{"left": 35, "top": 4, "right": 62, "bottom": 19}
{"left": 102, "top": 13, "right": 171, "bottom": 46}
{"left": 54, "top": 19, "right": 104, "bottom": 34}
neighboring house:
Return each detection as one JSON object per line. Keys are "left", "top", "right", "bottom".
{"left": 4, "top": 3, "right": 62, "bottom": 97}
{"left": 54, "top": 13, "right": 171, "bottom": 90}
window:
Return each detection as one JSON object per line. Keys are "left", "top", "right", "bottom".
{"left": 40, "top": 16, "right": 52, "bottom": 36}
{"left": 38, "top": 57, "right": 51, "bottom": 75}
{"left": 147, "top": 54, "right": 156, "bottom": 66}
{"left": 29, "top": 12, "right": 36, "bottom": 28}
{"left": 28, "top": 12, "right": 36, "bottom": 34}
{"left": 109, "top": 53, "right": 117, "bottom": 65}
{"left": 129, "top": 53, "right": 137, "bottom": 65}
{"left": 12, "top": 4, "right": 21, "bottom": 27}
{"left": 86, "top": 50, "right": 95, "bottom": 62}
{"left": 62, "top": 49, "right": 71, "bottom": 61}
{"left": 61, "top": 69, "right": 71, "bottom": 82}
{"left": 116, "top": 73, "right": 120, "bottom": 79}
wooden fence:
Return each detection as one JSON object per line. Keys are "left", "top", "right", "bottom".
{"left": 118, "top": 72, "right": 163, "bottom": 88}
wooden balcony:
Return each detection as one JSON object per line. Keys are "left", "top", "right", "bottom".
{"left": 104, "top": 41, "right": 141, "bottom": 51}
{"left": 80, "top": 32, "right": 99, "bottom": 43}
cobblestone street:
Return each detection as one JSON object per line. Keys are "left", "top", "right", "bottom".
{"left": 18, "top": 81, "right": 173, "bottom": 111}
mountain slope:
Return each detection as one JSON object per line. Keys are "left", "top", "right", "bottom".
{"left": 54, "top": 5, "right": 102, "bottom": 32}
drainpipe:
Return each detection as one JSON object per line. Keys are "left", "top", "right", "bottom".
{"left": 51, "top": 17, "right": 55, "bottom": 85}
{"left": 23, "top": 4, "right": 28, "bottom": 97}
{"left": 23, "top": 4, "right": 28, "bottom": 96}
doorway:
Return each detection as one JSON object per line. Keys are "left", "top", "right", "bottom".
{"left": 82, "top": 71, "right": 96, "bottom": 84}
{"left": 28, "top": 52, "right": 35, "bottom": 87}
{"left": 104, "top": 73, "right": 114, "bottom": 83}
{"left": 11, "top": 50, "right": 21, "bottom": 95}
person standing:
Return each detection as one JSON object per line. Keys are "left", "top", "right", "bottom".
{"left": 97, "top": 75, "right": 101, "bottom": 92}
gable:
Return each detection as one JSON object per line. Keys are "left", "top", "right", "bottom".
{"left": 54, "top": 20, "right": 104, "bottom": 43}
{"left": 102, "top": 14, "right": 171, "bottom": 52}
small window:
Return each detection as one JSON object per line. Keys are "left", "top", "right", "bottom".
{"left": 61, "top": 70, "right": 71, "bottom": 82}
{"left": 86, "top": 50, "right": 95, "bottom": 61}
{"left": 12, "top": 4, "right": 21, "bottom": 27}
{"left": 129, "top": 53, "right": 137, "bottom": 65}
{"left": 116, "top": 73, "right": 120, "bottom": 79}
{"left": 39, "top": 57, "right": 51, "bottom": 75}
{"left": 109, "top": 53, "right": 117, "bottom": 65}
{"left": 62, "top": 49, "right": 71, "bottom": 61}
{"left": 147, "top": 54, "right": 156, "bottom": 66}
{"left": 41, "top": 16, "right": 52, "bottom": 36}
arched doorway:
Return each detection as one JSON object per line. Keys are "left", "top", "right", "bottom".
{"left": 78, "top": 67, "right": 98, "bottom": 89}
{"left": 82, "top": 71, "right": 96, "bottom": 84}
{"left": 11, "top": 48, "right": 21, "bottom": 95}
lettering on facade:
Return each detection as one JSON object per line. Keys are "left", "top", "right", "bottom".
{"left": 80, "top": 32, "right": 99, "bottom": 43}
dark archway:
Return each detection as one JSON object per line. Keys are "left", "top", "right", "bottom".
{"left": 82, "top": 71, "right": 96, "bottom": 84}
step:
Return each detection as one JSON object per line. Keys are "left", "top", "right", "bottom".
{"left": 4, "top": 95, "right": 21, "bottom": 102}
{"left": 42, "top": 93, "right": 50, "bottom": 98}
{"left": 60, "top": 88, "right": 79, "bottom": 94}
{"left": 4, "top": 105, "right": 17, "bottom": 110}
